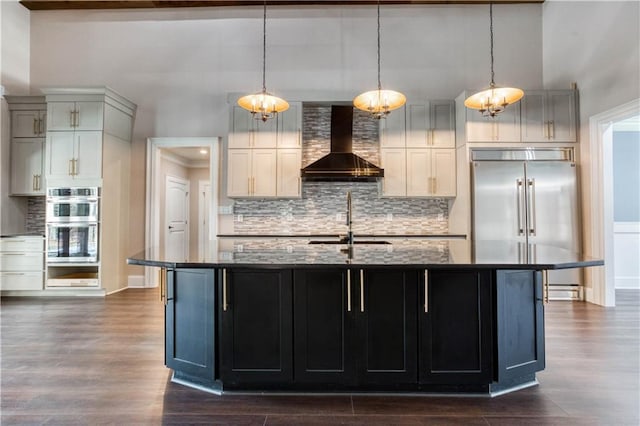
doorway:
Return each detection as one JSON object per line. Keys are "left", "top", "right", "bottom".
{"left": 588, "top": 99, "right": 640, "bottom": 306}
{"left": 145, "top": 137, "right": 220, "bottom": 288}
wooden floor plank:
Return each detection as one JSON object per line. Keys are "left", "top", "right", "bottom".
{"left": 1, "top": 289, "right": 638, "bottom": 424}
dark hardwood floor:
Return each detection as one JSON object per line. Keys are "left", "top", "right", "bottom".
{"left": 2, "top": 289, "right": 638, "bottom": 425}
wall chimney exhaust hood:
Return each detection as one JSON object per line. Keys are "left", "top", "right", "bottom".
{"left": 300, "top": 105, "right": 384, "bottom": 181}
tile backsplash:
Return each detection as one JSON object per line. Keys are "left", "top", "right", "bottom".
{"left": 26, "top": 197, "right": 46, "bottom": 234}
{"left": 233, "top": 104, "right": 448, "bottom": 235}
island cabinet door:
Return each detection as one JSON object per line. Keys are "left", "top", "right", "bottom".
{"left": 495, "top": 270, "right": 545, "bottom": 381}
{"left": 419, "top": 270, "right": 492, "bottom": 385}
{"left": 165, "top": 268, "right": 216, "bottom": 383}
{"left": 356, "top": 269, "right": 419, "bottom": 386}
{"left": 293, "top": 269, "right": 357, "bottom": 386}
{"left": 220, "top": 268, "right": 293, "bottom": 385}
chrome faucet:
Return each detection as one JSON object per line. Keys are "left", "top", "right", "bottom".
{"left": 344, "top": 191, "right": 354, "bottom": 245}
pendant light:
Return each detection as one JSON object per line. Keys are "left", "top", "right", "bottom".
{"left": 464, "top": 3, "right": 523, "bottom": 117}
{"left": 238, "top": 0, "right": 289, "bottom": 122}
{"left": 353, "top": 0, "right": 406, "bottom": 119}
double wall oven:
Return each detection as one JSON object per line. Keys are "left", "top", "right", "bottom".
{"left": 46, "top": 187, "right": 99, "bottom": 263}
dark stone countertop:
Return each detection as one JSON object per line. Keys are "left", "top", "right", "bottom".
{"left": 128, "top": 239, "right": 603, "bottom": 271}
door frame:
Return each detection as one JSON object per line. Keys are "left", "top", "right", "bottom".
{"left": 587, "top": 98, "right": 640, "bottom": 306}
{"left": 165, "top": 174, "right": 190, "bottom": 262}
{"left": 145, "top": 137, "right": 220, "bottom": 288}
{"left": 198, "top": 180, "right": 211, "bottom": 262}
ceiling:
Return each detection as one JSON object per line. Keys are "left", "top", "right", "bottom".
{"left": 20, "top": 0, "right": 544, "bottom": 11}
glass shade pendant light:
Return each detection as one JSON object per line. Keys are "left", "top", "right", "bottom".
{"left": 238, "top": 0, "right": 289, "bottom": 122}
{"left": 464, "top": 3, "right": 523, "bottom": 117}
{"left": 353, "top": 0, "right": 406, "bottom": 119}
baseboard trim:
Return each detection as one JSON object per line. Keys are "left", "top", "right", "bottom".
{"left": 106, "top": 286, "right": 129, "bottom": 296}
{"left": 128, "top": 275, "right": 145, "bottom": 288}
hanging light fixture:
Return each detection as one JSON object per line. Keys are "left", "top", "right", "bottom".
{"left": 464, "top": 3, "right": 523, "bottom": 117}
{"left": 353, "top": 0, "right": 406, "bottom": 119}
{"left": 238, "top": 0, "right": 289, "bottom": 122}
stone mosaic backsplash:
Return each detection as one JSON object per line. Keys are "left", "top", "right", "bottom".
{"left": 233, "top": 181, "right": 448, "bottom": 235}
{"left": 233, "top": 104, "right": 448, "bottom": 235}
{"left": 26, "top": 197, "right": 46, "bottom": 234}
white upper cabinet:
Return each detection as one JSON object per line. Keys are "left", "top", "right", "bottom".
{"left": 380, "top": 148, "right": 407, "bottom": 197}
{"left": 277, "top": 149, "right": 302, "bottom": 197}
{"left": 380, "top": 105, "right": 406, "bottom": 148}
{"left": 46, "top": 131, "right": 103, "bottom": 182}
{"left": 430, "top": 148, "right": 456, "bottom": 197}
{"left": 12, "top": 110, "right": 46, "bottom": 137}
{"left": 47, "top": 101, "right": 104, "bottom": 131}
{"left": 465, "top": 102, "right": 521, "bottom": 143}
{"left": 11, "top": 138, "right": 45, "bottom": 195}
{"left": 406, "top": 149, "right": 431, "bottom": 196}
{"left": 5, "top": 96, "right": 47, "bottom": 196}
{"left": 278, "top": 103, "right": 302, "bottom": 148}
{"left": 227, "top": 102, "right": 302, "bottom": 198}
{"left": 405, "top": 101, "right": 455, "bottom": 148}
{"left": 521, "top": 90, "right": 576, "bottom": 142}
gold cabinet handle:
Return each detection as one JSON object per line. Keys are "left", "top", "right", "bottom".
{"left": 68, "top": 159, "right": 74, "bottom": 176}
{"left": 32, "top": 175, "right": 37, "bottom": 191}
{"left": 159, "top": 268, "right": 165, "bottom": 304}
{"left": 33, "top": 117, "right": 38, "bottom": 135}
{"left": 424, "top": 270, "right": 429, "bottom": 313}
{"left": 39, "top": 117, "right": 44, "bottom": 135}
{"left": 223, "top": 269, "right": 228, "bottom": 311}
{"left": 549, "top": 121, "right": 555, "bottom": 139}
{"left": 543, "top": 270, "right": 549, "bottom": 304}
{"left": 297, "top": 128, "right": 301, "bottom": 146}
{"left": 347, "top": 270, "right": 351, "bottom": 312}
{"left": 360, "top": 269, "right": 365, "bottom": 313}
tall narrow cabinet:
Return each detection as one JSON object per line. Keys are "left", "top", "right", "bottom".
{"left": 5, "top": 96, "right": 47, "bottom": 196}
{"left": 42, "top": 87, "right": 137, "bottom": 295}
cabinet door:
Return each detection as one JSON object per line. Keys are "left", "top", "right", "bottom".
{"left": 11, "top": 110, "right": 45, "bottom": 137}
{"left": 47, "top": 102, "right": 76, "bottom": 131}
{"left": 357, "top": 269, "right": 418, "bottom": 386}
{"left": 495, "top": 270, "right": 545, "bottom": 381}
{"left": 278, "top": 102, "right": 301, "bottom": 148}
{"left": 46, "top": 132, "right": 75, "bottom": 179}
{"left": 227, "top": 149, "right": 251, "bottom": 197}
{"left": 229, "top": 106, "right": 253, "bottom": 149}
{"left": 380, "top": 148, "right": 406, "bottom": 197}
{"left": 220, "top": 268, "right": 293, "bottom": 385}
{"left": 277, "top": 148, "right": 301, "bottom": 197}
{"left": 466, "top": 104, "right": 521, "bottom": 142}
{"left": 406, "top": 149, "right": 431, "bottom": 196}
{"left": 431, "top": 148, "right": 456, "bottom": 197}
{"left": 406, "top": 104, "right": 429, "bottom": 148}
{"left": 293, "top": 269, "right": 357, "bottom": 385}
{"left": 253, "top": 118, "right": 278, "bottom": 149}
{"left": 429, "top": 101, "right": 455, "bottom": 148}
{"left": 165, "top": 269, "right": 216, "bottom": 382}
{"left": 547, "top": 90, "right": 576, "bottom": 142}
{"left": 419, "top": 270, "right": 492, "bottom": 385}
{"left": 10, "top": 138, "right": 45, "bottom": 195}
{"left": 74, "top": 102, "right": 104, "bottom": 130}
{"left": 251, "top": 149, "right": 277, "bottom": 197}
{"left": 379, "top": 105, "right": 406, "bottom": 148}
{"left": 74, "top": 131, "right": 103, "bottom": 180}
{"left": 520, "top": 91, "right": 546, "bottom": 142}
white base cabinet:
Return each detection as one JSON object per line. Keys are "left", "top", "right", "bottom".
{"left": 0, "top": 236, "right": 45, "bottom": 291}
{"left": 5, "top": 96, "right": 47, "bottom": 196}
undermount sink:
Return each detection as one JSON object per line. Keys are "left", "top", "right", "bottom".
{"left": 308, "top": 240, "right": 391, "bottom": 245}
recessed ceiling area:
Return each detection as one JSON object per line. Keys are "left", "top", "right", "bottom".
{"left": 20, "top": 0, "right": 544, "bottom": 11}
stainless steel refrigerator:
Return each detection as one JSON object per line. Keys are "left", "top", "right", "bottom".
{"left": 471, "top": 148, "right": 582, "bottom": 299}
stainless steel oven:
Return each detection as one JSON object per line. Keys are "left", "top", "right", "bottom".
{"left": 46, "top": 187, "right": 99, "bottom": 222}
{"left": 47, "top": 223, "right": 99, "bottom": 263}
{"left": 46, "top": 187, "right": 100, "bottom": 263}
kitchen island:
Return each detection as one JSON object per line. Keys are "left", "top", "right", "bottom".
{"left": 128, "top": 239, "right": 602, "bottom": 396}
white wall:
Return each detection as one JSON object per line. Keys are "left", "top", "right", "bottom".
{"left": 26, "top": 4, "right": 544, "bottom": 257}
{"left": 542, "top": 1, "right": 640, "bottom": 291}
{"left": 0, "top": 0, "right": 31, "bottom": 234}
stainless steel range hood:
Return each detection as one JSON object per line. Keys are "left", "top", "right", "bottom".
{"left": 300, "top": 105, "right": 384, "bottom": 181}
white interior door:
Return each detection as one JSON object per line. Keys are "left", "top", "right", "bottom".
{"left": 165, "top": 176, "right": 189, "bottom": 261}
{"left": 198, "top": 181, "right": 211, "bottom": 262}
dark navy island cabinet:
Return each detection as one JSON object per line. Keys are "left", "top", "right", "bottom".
{"left": 161, "top": 267, "right": 547, "bottom": 395}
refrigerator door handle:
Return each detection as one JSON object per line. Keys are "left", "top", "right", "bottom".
{"left": 517, "top": 179, "right": 525, "bottom": 236}
{"left": 528, "top": 178, "right": 536, "bottom": 236}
